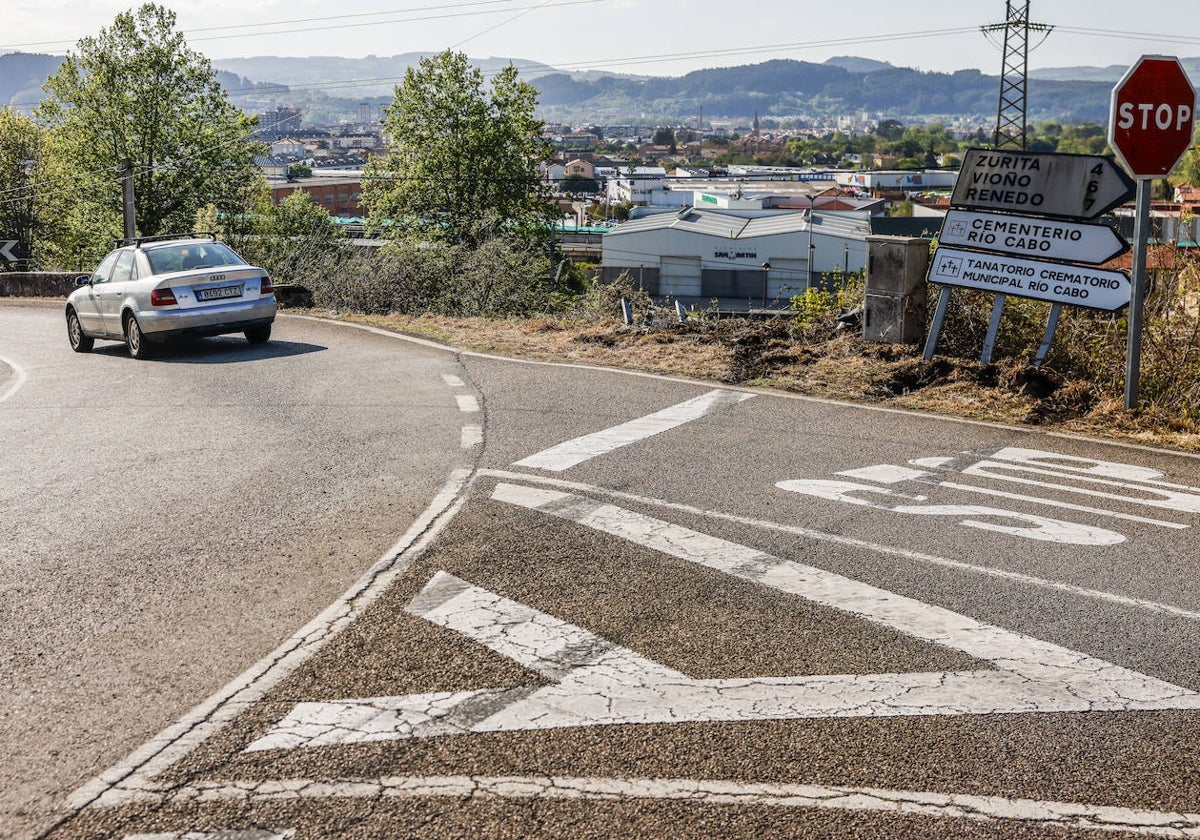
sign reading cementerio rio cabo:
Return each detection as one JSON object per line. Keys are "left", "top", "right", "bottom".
{"left": 927, "top": 246, "right": 1131, "bottom": 311}
{"left": 937, "top": 209, "right": 1129, "bottom": 265}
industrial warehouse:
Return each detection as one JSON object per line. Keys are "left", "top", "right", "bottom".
{"left": 600, "top": 205, "right": 939, "bottom": 304}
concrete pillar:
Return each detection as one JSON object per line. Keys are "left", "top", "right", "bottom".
{"left": 863, "top": 235, "right": 929, "bottom": 344}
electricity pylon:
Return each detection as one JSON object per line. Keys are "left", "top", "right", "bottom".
{"left": 982, "top": 1, "right": 1053, "bottom": 150}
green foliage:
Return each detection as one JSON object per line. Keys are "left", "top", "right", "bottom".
{"left": 310, "top": 237, "right": 561, "bottom": 317}
{"left": 608, "top": 202, "right": 635, "bottom": 222}
{"left": 208, "top": 189, "right": 348, "bottom": 289}
{"left": 362, "top": 50, "right": 556, "bottom": 249}
{"left": 575, "top": 270, "right": 651, "bottom": 322}
{"left": 36, "top": 3, "right": 262, "bottom": 266}
{"left": 560, "top": 175, "right": 600, "bottom": 194}
{"left": 788, "top": 271, "right": 864, "bottom": 343}
{"left": 0, "top": 107, "right": 42, "bottom": 268}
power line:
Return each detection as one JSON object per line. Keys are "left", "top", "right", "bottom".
{"left": 0, "top": 0, "right": 599, "bottom": 52}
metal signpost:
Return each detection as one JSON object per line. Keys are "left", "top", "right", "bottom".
{"left": 926, "top": 148, "right": 1135, "bottom": 365}
{"left": 1108, "top": 55, "right": 1197, "bottom": 409}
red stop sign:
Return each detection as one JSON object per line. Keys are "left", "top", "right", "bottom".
{"left": 1109, "top": 55, "right": 1197, "bottom": 178}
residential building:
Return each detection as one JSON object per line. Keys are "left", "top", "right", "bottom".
{"left": 272, "top": 177, "right": 363, "bottom": 218}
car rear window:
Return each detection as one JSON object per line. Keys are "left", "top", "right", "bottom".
{"left": 145, "top": 242, "right": 247, "bottom": 275}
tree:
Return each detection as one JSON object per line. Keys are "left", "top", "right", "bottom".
{"left": 36, "top": 4, "right": 262, "bottom": 264}
{"left": 560, "top": 175, "right": 600, "bottom": 195}
{"left": 361, "top": 50, "right": 555, "bottom": 247}
{"left": 873, "top": 119, "right": 906, "bottom": 142}
{"left": 0, "top": 108, "right": 42, "bottom": 268}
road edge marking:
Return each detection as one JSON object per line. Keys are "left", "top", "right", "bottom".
{"left": 105, "top": 774, "right": 1200, "bottom": 837}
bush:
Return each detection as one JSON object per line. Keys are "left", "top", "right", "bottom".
{"left": 788, "top": 269, "right": 865, "bottom": 343}
{"left": 304, "top": 236, "right": 568, "bottom": 318}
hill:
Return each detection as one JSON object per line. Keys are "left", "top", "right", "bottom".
{"left": 1, "top": 50, "right": 1190, "bottom": 127}
{"left": 0, "top": 53, "right": 63, "bottom": 109}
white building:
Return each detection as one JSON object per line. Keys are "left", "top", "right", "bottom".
{"left": 834, "top": 170, "right": 958, "bottom": 191}
{"left": 601, "top": 207, "right": 871, "bottom": 301}
{"left": 606, "top": 166, "right": 669, "bottom": 205}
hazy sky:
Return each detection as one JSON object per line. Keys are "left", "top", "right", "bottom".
{"left": 3, "top": 0, "right": 1197, "bottom": 78}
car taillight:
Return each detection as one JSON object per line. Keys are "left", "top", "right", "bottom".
{"left": 150, "top": 288, "right": 177, "bottom": 306}
{"left": 260, "top": 275, "right": 275, "bottom": 296}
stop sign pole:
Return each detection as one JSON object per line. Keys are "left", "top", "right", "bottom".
{"left": 1109, "top": 55, "right": 1197, "bottom": 409}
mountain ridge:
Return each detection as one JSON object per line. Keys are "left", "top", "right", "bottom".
{"left": 4, "top": 50, "right": 1199, "bottom": 126}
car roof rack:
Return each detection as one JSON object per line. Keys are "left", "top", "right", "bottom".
{"left": 115, "top": 231, "right": 217, "bottom": 249}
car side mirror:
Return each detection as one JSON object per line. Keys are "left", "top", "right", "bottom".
{"left": 74, "top": 275, "right": 92, "bottom": 287}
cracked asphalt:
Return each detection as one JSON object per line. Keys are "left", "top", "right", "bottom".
{"left": 5, "top": 302, "right": 1200, "bottom": 839}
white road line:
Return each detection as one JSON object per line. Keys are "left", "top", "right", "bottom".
{"left": 247, "top": 487, "right": 1200, "bottom": 751}
{"left": 991, "top": 446, "right": 1200, "bottom": 491}
{"left": 836, "top": 464, "right": 1187, "bottom": 530}
{"left": 778, "top": 478, "right": 1126, "bottom": 545}
{"left": 490, "top": 483, "right": 1197, "bottom": 705}
{"left": 125, "top": 775, "right": 1200, "bottom": 837}
{"left": 912, "top": 454, "right": 1200, "bottom": 513}
{"left": 461, "top": 425, "right": 483, "bottom": 449}
{"left": 513, "top": 389, "right": 753, "bottom": 471}
{"left": 123, "top": 832, "right": 293, "bottom": 840}
{"left": 479, "top": 469, "right": 1200, "bottom": 622}
{"left": 66, "top": 467, "right": 477, "bottom": 810}
{"left": 455, "top": 394, "right": 480, "bottom": 413}
{"left": 0, "top": 353, "right": 28, "bottom": 405}
{"left": 282, "top": 312, "right": 1200, "bottom": 464}
{"left": 441, "top": 374, "right": 465, "bottom": 388}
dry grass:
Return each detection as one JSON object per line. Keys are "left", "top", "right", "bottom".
{"left": 308, "top": 308, "right": 1200, "bottom": 454}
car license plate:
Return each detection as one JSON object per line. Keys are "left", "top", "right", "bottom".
{"left": 196, "top": 284, "right": 243, "bottom": 301}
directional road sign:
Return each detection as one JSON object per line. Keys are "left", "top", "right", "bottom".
{"left": 1109, "top": 55, "right": 1197, "bottom": 178}
{"left": 951, "top": 148, "right": 1135, "bottom": 220}
{"left": 937, "top": 209, "right": 1129, "bottom": 265}
{"left": 0, "top": 240, "right": 20, "bottom": 262}
{"left": 927, "top": 246, "right": 1131, "bottom": 312}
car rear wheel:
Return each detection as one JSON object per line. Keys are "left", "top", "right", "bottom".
{"left": 245, "top": 324, "right": 271, "bottom": 345}
{"left": 66, "top": 309, "right": 94, "bottom": 353}
{"left": 124, "top": 313, "right": 153, "bottom": 359}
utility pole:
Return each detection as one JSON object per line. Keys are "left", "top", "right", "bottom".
{"left": 976, "top": 1, "right": 1053, "bottom": 364}
{"left": 121, "top": 159, "right": 136, "bottom": 241}
{"left": 982, "top": 1, "right": 1052, "bottom": 150}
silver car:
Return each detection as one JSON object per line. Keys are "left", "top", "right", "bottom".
{"left": 65, "top": 234, "right": 277, "bottom": 359}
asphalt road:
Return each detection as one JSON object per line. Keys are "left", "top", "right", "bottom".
{"left": 5, "top": 301, "right": 1200, "bottom": 839}
{"left": 0, "top": 303, "right": 468, "bottom": 839}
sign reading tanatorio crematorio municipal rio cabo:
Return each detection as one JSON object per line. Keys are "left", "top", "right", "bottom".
{"left": 927, "top": 247, "right": 1131, "bottom": 311}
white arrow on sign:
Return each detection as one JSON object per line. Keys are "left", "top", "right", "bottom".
{"left": 928, "top": 246, "right": 1130, "bottom": 311}
{"left": 0, "top": 241, "right": 19, "bottom": 262}
{"left": 938, "top": 209, "right": 1129, "bottom": 265}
